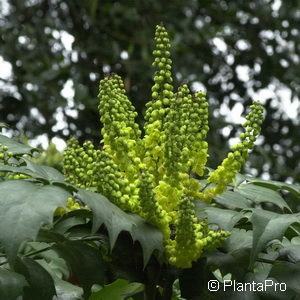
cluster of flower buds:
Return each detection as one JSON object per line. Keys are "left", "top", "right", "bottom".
{"left": 63, "top": 138, "right": 140, "bottom": 213}
{"left": 166, "top": 196, "right": 229, "bottom": 268}
{"left": 158, "top": 84, "right": 209, "bottom": 203}
{"left": 203, "top": 101, "right": 264, "bottom": 201}
{"left": 163, "top": 86, "right": 209, "bottom": 176}
{"left": 138, "top": 170, "right": 170, "bottom": 238}
{"left": 98, "top": 73, "right": 142, "bottom": 181}
{"left": 63, "top": 24, "right": 263, "bottom": 268}
{"left": 189, "top": 92, "right": 209, "bottom": 177}
{"left": 143, "top": 25, "right": 174, "bottom": 181}
{"left": 0, "top": 144, "right": 13, "bottom": 164}
{"left": 0, "top": 143, "right": 27, "bottom": 180}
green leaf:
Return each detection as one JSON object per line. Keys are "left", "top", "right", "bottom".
{"left": 269, "top": 261, "right": 300, "bottom": 295}
{"left": 0, "top": 134, "right": 38, "bottom": 155}
{"left": 248, "top": 251, "right": 279, "bottom": 282}
{"left": 223, "top": 228, "right": 253, "bottom": 253}
{"left": 53, "top": 240, "right": 107, "bottom": 299}
{"left": 249, "top": 209, "right": 300, "bottom": 268}
{"left": 53, "top": 211, "right": 90, "bottom": 234}
{"left": 248, "top": 178, "right": 300, "bottom": 197}
{"left": 38, "top": 258, "right": 69, "bottom": 281}
{"left": 0, "top": 164, "right": 54, "bottom": 184}
{"left": 278, "top": 244, "right": 300, "bottom": 263}
{"left": 195, "top": 205, "right": 245, "bottom": 231}
{"left": 0, "top": 164, "right": 35, "bottom": 177}
{"left": 0, "top": 180, "right": 70, "bottom": 262}
{"left": 36, "top": 229, "right": 69, "bottom": 244}
{"left": 53, "top": 277, "right": 83, "bottom": 300}
{"left": 214, "top": 190, "right": 251, "bottom": 209}
{"left": 24, "top": 241, "right": 69, "bottom": 279}
{"left": 206, "top": 248, "right": 252, "bottom": 280}
{"left": 14, "top": 257, "right": 56, "bottom": 300}
{"left": 22, "top": 157, "right": 65, "bottom": 183}
{"left": 236, "top": 183, "right": 291, "bottom": 211}
{"left": 78, "top": 189, "right": 164, "bottom": 266}
{"left": 0, "top": 160, "right": 73, "bottom": 191}
{"left": 232, "top": 173, "right": 248, "bottom": 187}
{"left": 89, "top": 279, "right": 144, "bottom": 300}
{"left": 0, "top": 268, "right": 28, "bottom": 300}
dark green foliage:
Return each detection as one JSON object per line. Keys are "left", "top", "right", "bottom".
{"left": 89, "top": 279, "right": 144, "bottom": 300}
{"left": 0, "top": 181, "right": 70, "bottom": 263}
{"left": 0, "top": 268, "right": 28, "bottom": 300}
{"left": 179, "top": 258, "right": 213, "bottom": 299}
{"left": 14, "top": 257, "right": 56, "bottom": 300}
{"left": 0, "top": 135, "right": 300, "bottom": 299}
{"left": 53, "top": 241, "right": 107, "bottom": 298}
{"left": 78, "top": 189, "right": 164, "bottom": 266}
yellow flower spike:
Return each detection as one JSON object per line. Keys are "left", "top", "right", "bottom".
{"left": 62, "top": 25, "right": 263, "bottom": 269}
{"left": 138, "top": 170, "right": 170, "bottom": 239}
{"left": 206, "top": 101, "right": 264, "bottom": 200}
{"left": 98, "top": 74, "right": 141, "bottom": 179}
{"left": 143, "top": 25, "right": 174, "bottom": 182}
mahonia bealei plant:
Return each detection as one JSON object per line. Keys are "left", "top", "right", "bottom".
{"left": 63, "top": 25, "right": 264, "bottom": 268}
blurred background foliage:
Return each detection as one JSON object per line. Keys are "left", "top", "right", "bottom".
{"left": 0, "top": 0, "right": 300, "bottom": 182}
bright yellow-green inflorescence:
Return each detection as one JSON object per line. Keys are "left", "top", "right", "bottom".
{"left": 63, "top": 24, "right": 264, "bottom": 268}
{"left": 98, "top": 74, "right": 142, "bottom": 182}
{"left": 64, "top": 138, "right": 141, "bottom": 214}
{"left": 202, "top": 101, "right": 264, "bottom": 202}
{"left": 166, "top": 196, "right": 229, "bottom": 268}
{"left": 54, "top": 197, "right": 88, "bottom": 216}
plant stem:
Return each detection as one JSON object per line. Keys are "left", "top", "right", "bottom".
{"left": 23, "top": 245, "right": 52, "bottom": 257}
{"left": 0, "top": 245, "right": 53, "bottom": 266}
{"left": 290, "top": 225, "right": 300, "bottom": 236}
{"left": 144, "top": 264, "right": 162, "bottom": 300}
{"left": 200, "top": 182, "right": 211, "bottom": 192}
{"left": 162, "top": 268, "right": 176, "bottom": 300}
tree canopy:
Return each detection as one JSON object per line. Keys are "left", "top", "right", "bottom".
{"left": 0, "top": 0, "right": 299, "bottom": 181}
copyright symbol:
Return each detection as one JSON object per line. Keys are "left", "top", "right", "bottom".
{"left": 208, "top": 280, "right": 219, "bottom": 292}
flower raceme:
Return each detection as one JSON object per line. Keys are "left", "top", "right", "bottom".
{"left": 63, "top": 25, "right": 264, "bottom": 268}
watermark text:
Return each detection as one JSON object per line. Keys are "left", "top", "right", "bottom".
{"left": 208, "top": 279, "right": 287, "bottom": 292}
